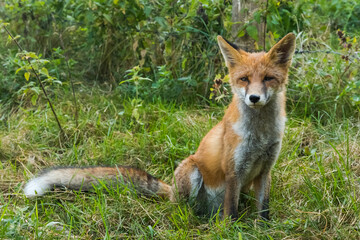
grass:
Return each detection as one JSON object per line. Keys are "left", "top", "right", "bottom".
{"left": 1, "top": 49, "right": 360, "bottom": 238}
{"left": 1, "top": 85, "right": 359, "bottom": 239}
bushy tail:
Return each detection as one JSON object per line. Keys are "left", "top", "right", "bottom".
{"left": 24, "top": 166, "right": 172, "bottom": 199}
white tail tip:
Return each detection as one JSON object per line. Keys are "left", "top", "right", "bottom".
{"left": 24, "top": 177, "right": 50, "bottom": 197}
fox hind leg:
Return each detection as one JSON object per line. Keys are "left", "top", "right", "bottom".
{"left": 171, "top": 158, "right": 203, "bottom": 204}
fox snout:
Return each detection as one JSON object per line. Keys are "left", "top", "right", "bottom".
{"left": 244, "top": 86, "right": 271, "bottom": 108}
{"left": 245, "top": 93, "right": 269, "bottom": 108}
{"left": 249, "top": 95, "right": 260, "bottom": 103}
{"left": 232, "top": 84, "right": 271, "bottom": 109}
{"left": 234, "top": 80, "right": 272, "bottom": 108}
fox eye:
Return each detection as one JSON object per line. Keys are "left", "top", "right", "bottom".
{"left": 240, "top": 77, "right": 249, "bottom": 82}
{"left": 264, "top": 76, "right": 274, "bottom": 82}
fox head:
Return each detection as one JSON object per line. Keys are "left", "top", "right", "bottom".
{"left": 217, "top": 33, "right": 295, "bottom": 109}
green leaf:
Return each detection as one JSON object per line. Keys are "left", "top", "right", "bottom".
{"left": 132, "top": 108, "right": 139, "bottom": 121}
{"left": 154, "top": 17, "right": 167, "bottom": 28}
{"left": 246, "top": 25, "right": 258, "bottom": 41}
{"left": 237, "top": 30, "right": 245, "bottom": 38}
{"left": 209, "top": 92, "right": 214, "bottom": 100}
{"left": 103, "top": 14, "right": 113, "bottom": 24}
{"left": 223, "top": 75, "right": 230, "bottom": 83}
{"left": 97, "top": 113, "right": 101, "bottom": 126}
{"left": 28, "top": 52, "right": 38, "bottom": 59}
{"left": 165, "top": 41, "right": 172, "bottom": 56}
{"left": 253, "top": 10, "right": 262, "bottom": 24}
{"left": 31, "top": 87, "right": 40, "bottom": 95}
{"left": 304, "top": 146, "right": 310, "bottom": 156}
{"left": 31, "top": 94, "right": 38, "bottom": 106}
{"left": 182, "top": 58, "right": 187, "bottom": 69}
{"left": 24, "top": 72, "right": 30, "bottom": 81}
{"left": 15, "top": 68, "right": 22, "bottom": 74}
{"left": 41, "top": 67, "right": 49, "bottom": 76}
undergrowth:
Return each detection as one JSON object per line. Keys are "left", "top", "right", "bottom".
{"left": 0, "top": 82, "right": 359, "bottom": 238}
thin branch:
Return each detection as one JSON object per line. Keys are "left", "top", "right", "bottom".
{"left": 339, "top": 62, "right": 352, "bottom": 84}
{"left": 51, "top": 14, "right": 79, "bottom": 128}
{"left": 3, "top": 26, "right": 66, "bottom": 138}
{"left": 66, "top": 58, "right": 79, "bottom": 128}
{"left": 295, "top": 50, "right": 342, "bottom": 55}
{"left": 294, "top": 50, "right": 360, "bottom": 62}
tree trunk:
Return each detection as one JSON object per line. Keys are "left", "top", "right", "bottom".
{"left": 231, "top": 0, "right": 266, "bottom": 52}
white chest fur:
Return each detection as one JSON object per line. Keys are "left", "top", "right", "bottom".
{"left": 232, "top": 96, "right": 286, "bottom": 184}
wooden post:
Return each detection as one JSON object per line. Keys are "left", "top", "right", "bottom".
{"left": 231, "top": 0, "right": 266, "bottom": 51}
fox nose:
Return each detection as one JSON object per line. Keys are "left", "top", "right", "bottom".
{"left": 249, "top": 95, "right": 260, "bottom": 103}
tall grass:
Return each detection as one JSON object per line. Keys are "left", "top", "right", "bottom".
{"left": 1, "top": 76, "right": 359, "bottom": 238}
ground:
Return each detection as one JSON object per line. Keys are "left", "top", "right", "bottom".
{"left": 1, "top": 83, "right": 359, "bottom": 239}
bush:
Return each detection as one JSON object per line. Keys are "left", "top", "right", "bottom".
{"left": 1, "top": 0, "right": 360, "bottom": 106}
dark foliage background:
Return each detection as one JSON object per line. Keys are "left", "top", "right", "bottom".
{"left": 1, "top": 0, "right": 360, "bottom": 105}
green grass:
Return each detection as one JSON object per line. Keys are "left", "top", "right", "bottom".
{"left": 1, "top": 83, "right": 359, "bottom": 239}
{"left": 1, "top": 44, "right": 360, "bottom": 239}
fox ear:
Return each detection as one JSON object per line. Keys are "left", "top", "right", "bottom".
{"left": 267, "top": 33, "right": 296, "bottom": 65}
{"left": 217, "top": 36, "right": 243, "bottom": 67}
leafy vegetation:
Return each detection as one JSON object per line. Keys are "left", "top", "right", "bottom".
{"left": 2, "top": 0, "right": 360, "bottom": 103}
{"left": 1, "top": 0, "right": 360, "bottom": 239}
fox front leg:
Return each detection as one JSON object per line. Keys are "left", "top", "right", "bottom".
{"left": 253, "top": 141, "right": 281, "bottom": 220}
{"left": 223, "top": 173, "right": 241, "bottom": 220}
{"left": 253, "top": 171, "right": 271, "bottom": 220}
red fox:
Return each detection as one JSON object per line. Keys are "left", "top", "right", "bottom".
{"left": 24, "top": 33, "right": 295, "bottom": 220}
